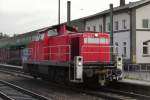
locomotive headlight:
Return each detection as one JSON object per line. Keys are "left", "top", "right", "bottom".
{"left": 118, "top": 62, "right": 121, "bottom": 66}
{"left": 78, "top": 62, "right": 82, "bottom": 66}
{"left": 95, "top": 33, "right": 98, "bottom": 37}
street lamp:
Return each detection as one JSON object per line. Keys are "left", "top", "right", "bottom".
{"left": 58, "top": 0, "right": 60, "bottom": 25}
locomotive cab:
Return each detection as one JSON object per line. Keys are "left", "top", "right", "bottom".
{"left": 70, "top": 37, "right": 80, "bottom": 60}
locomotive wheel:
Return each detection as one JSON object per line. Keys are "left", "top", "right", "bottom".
{"left": 83, "top": 74, "right": 99, "bottom": 88}
{"left": 48, "top": 67, "right": 55, "bottom": 81}
{"left": 32, "top": 74, "right": 38, "bottom": 79}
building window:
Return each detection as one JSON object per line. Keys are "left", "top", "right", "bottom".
{"left": 142, "top": 19, "right": 149, "bottom": 28}
{"left": 99, "top": 25, "right": 103, "bottom": 32}
{"left": 115, "top": 21, "right": 119, "bottom": 31}
{"left": 122, "top": 19, "right": 127, "bottom": 29}
{"left": 86, "top": 38, "right": 100, "bottom": 44}
{"left": 93, "top": 26, "right": 96, "bottom": 32}
{"left": 48, "top": 29, "right": 58, "bottom": 36}
{"left": 87, "top": 27, "right": 90, "bottom": 31}
{"left": 123, "top": 42, "right": 127, "bottom": 57}
{"left": 115, "top": 42, "right": 119, "bottom": 55}
{"left": 107, "top": 23, "right": 110, "bottom": 32}
{"left": 143, "top": 42, "right": 149, "bottom": 55}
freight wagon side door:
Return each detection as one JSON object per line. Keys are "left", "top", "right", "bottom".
{"left": 71, "top": 37, "right": 80, "bottom": 60}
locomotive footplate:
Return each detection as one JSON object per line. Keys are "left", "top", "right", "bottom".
{"left": 83, "top": 62, "right": 122, "bottom": 85}
{"left": 83, "top": 64, "right": 117, "bottom": 76}
{"left": 83, "top": 62, "right": 116, "bottom": 69}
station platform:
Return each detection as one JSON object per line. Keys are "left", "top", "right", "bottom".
{"left": 119, "top": 79, "right": 150, "bottom": 87}
{"left": 0, "top": 64, "right": 22, "bottom": 70}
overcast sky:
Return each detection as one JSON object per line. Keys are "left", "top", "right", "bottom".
{"left": 0, "top": 0, "right": 139, "bottom": 36}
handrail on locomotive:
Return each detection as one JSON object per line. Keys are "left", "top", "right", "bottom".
{"left": 24, "top": 45, "right": 119, "bottom": 63}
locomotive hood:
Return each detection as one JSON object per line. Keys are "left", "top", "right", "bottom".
{"left": 38, "top": 24, "right": 77, "bottom": 35}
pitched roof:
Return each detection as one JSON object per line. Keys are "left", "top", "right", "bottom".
{"left": 1, "top": 0, "right": 150, "bottom": 41}
{"left": 77, "top": 0, "right": 150, "bottom": 20}
{"left": 129, "top": 0, "right": 150, "bottom": 8}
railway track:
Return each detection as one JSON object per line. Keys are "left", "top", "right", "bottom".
{"left": 0, "top": 80, "right": 48, "bottom": 100}
{"left": 99, "top": 88, "right": 150, "bottom": 100}
{"left": 0, "top": 65, "right": 150, "bottom": 100}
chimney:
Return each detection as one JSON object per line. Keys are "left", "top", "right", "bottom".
{"left": 110, "top": 4, "right": 113, "bottom": 46}
{"left": 120, "top": 0, "right": 125, "bottom": 6}
{"left": 67, "top": 1, "right": 71, "bottom": 26}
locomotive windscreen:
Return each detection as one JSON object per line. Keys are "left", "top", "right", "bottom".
{"left": 84, "top": 37, "right": 109, "bottom": 44}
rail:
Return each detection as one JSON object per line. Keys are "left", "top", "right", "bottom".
{"left": 1, "top": 66, "right": 150, "bottom": 100}
{"left": 0, "top": 80, "right": 48, "bottom": 100}
{"left": 100, "top": 87, "right": 150, "bottom": 100}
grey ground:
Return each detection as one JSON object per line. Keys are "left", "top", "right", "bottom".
{"left": 0, "top": 71, "right": 103, "bottom": 100}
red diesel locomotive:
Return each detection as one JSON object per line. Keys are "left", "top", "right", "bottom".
{"left": 22, "top": 24, "right": 122, "bottom": 86}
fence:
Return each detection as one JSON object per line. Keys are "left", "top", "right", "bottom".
{"left": 124, "top": 64, "right": 150, "bottom": 81}
{"left": 126, "top": 64, "right": 150, "bottom": 72}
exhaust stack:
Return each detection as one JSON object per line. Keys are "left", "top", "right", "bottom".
{"left": 110, "top": 4, "right": 113, "bottom": 46}
{"left": 120, "top": 0, "right": 125, "bottom": 6}
{"left": 67, "top": 1, "right": 71, "bottom": 26}
{"left": 58, "top": 0, "right": 60, "bottom": 25}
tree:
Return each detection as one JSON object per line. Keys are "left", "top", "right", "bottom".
{"left": 0, "top": 32, "right": 10, "bottom": 39}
